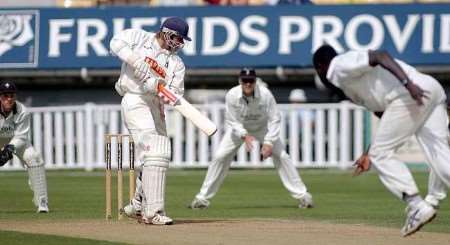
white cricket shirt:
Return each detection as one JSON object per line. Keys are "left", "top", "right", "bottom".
{"left": 225, "top": 83, "right": 281, "bottom": 145}
{"left": 326, "top": 50, "right": 419, "bottom": 111}
{"left": 110, "top": 29, "right": 185, "bottom": 96}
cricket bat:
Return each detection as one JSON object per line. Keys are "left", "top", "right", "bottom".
{"left": 144, "top": 57, "right": 217, "bottom": 136}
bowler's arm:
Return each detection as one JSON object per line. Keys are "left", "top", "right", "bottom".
{"left": 368, "top": 50, "right": 410, "bottom": 84}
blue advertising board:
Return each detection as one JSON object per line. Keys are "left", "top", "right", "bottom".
{"left": 0, "top": 4, "right": 449, "bottom": 69}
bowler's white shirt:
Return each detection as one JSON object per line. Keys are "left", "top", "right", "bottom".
{"left": 110, "top": 29, "right": 185, "bottom": 96}
{"left": 326, "top": 51, "right": 419, "bottom": 111}
{"left": 225, "top": 83, "right": 281, "bottom": 145}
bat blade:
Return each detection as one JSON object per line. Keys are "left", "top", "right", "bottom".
{"left": 174, "top": 97, "right": 217, "bottom": 136}
{"left": 158, "top": 84, "right": 217, "bottom": 136}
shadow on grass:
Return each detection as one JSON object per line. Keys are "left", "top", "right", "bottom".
{"left": 175, "top": 219, "right": 233, "bottom": 224}
{"left": 227, "top": 205, "right": 297, "bottom": 209}
{"left": 0, "top": 210, "right": 36, "bottom": 214}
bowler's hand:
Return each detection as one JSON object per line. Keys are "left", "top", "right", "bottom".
{"left": 243, "top": 135, "right": 256, "bottom": 152}
{"left": 353, "top": 153, "right": 371, "bottom": 176}
{"left": 260, "top": 144, "right": 273, "bottom": 160}
{"left": 406, "top": 81, "right": 429, "bottom": 106}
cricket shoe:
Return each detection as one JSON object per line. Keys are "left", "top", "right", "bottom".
{"left": 121, "top": 203, "right": 142, "bottom": 219}
{"left": 37, "top": 197, "right": 49, "bottom": 213}
{"left": 142, "top": 212, "right": 173, "bottom": 225}
{"left": 401, "top": 201, "right": 437, "bottom": 237}
{"left": 188, "top": 198, "right": 209, "bottom": 209}
{"left": 298, "top": 192, "right": 314, "bottom": 209}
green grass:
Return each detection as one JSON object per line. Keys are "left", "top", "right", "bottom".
{"left": 0, "top": 230, "right": 126, "bottom": 245}
{"left": 0, "top": 169, "right": 448, "bottom": 243}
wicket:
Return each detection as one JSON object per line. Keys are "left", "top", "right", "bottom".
{"left": 105, "top": 134, "right": 135, "bottom": 220}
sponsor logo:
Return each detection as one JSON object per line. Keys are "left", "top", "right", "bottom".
{"left": 0, "top": 10, "right": 39, "bottom": 68}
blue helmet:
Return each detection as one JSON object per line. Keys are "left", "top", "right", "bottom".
{"left": 160, "top": 17, "right": 191, "bottom": 52}
{"left": 160, "top": 17, "right": 191, "bottom": 41}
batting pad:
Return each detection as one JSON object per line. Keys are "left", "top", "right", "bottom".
{"left": 132, "top": 171, "right": 143, "bottom": 208}
{"left": 140, "top": 134, "right": 171, "bottom": 168}
{"left": 142, "top": 165, "right": 166, "bottom": 218}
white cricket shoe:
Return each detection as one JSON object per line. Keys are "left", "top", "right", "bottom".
{"left": 37, "top": 197, "right": 49, "bottom": 213}
{"left": 142, "top": 212, "right": 173, "bottom": 225}
{"left": 188, "top": 198, "right": 210, "bottom": 209}
{"left": 298, "top": 192, "right": 314, "bottom": 209}
{"left": 401, "top": 201, "right": 437, "bottom": 237}
{"left": 121, "top": 203, "right": 142, "bottom": 219}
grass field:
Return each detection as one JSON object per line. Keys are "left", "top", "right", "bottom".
{"left": 0, "top": 169, "right": 448, "bottom": 244}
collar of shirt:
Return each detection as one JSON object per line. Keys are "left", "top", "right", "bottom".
{"left": 239, "top": 83, "right": 261, "bottom": 101}
{"left": 148, "top": 35, "right": 171, "bottom": 56}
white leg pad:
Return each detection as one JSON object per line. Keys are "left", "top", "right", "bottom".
{"left": 142, "top": 165, "right": 167, "bottom": 218}
{"left": 140, "top": 134, "right": 171, "bottom": 168}
{"left": 24, "top": 147, "right": 48, "bottom": 207}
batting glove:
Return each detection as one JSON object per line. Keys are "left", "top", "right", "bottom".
{"left": 132, "top": 57, "right": 152, "bottom": 83}
{"left": 143, "top": 77, "right": 166, "bottom": 95}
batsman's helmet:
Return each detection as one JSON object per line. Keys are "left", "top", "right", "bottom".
{"left": 160, "top": 17, "right": 191, "bottom": 52}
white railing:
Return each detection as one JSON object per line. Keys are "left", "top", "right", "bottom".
{"left": 1, "top": 102, "right": 367, "bottom": 170}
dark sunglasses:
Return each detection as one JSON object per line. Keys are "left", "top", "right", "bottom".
{"left": 241, "top": 78, "right": 256, "bottom": 84}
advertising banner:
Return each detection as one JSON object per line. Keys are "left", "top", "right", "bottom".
{"left": 0, "top": 4, "right": 449, "bottom": 69}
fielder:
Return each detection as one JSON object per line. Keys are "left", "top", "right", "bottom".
{"left": 109, "top": 17, "right": 191, "bottom": 225}
{"left": 189, "top": 68, "right": 313, "bottom": 209}
{"left": 0, "top": 81, "right": 49, "bottom": 213}
{"left": 313, "top": 45, "right": 449, "bottom": 236}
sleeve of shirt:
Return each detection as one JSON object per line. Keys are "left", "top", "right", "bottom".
{"left": 225, "top": 93, "right": 248, "bottom": 138}
{"left": 167, "top": 59, "right": 185, "bottom": 96}
{"left": 263, "top": 94, "right": 281, "bottom": 146}
{"left": 10, "top": 111, "right": 30, "bottom": 150}
{"left": 110, "top": 29, "right": 146, "bottom": 66}
{"left": 328, "top": 51, "right": 371, "bottom": 86}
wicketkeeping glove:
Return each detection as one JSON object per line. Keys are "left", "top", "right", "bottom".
{"left": 0, "top": 144, "right": 15, "bottom": 167}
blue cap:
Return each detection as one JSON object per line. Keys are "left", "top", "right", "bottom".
{"left": 160, "top": 17, "right": 191, "bottom": 41}
{"left": 239, "top": 67, "right": 256, "bottom": 79}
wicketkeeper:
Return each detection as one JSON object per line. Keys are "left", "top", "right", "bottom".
{"left": 0, "top": 81, "right": 49, "bottom": 213}
{"left": 189, "top": 68, "right": 314, "bottom": 209}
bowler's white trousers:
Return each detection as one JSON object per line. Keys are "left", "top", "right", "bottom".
{"left": 369, "top": 74, "right": 449, "bottom": 205}
{"left": 195, "top": 129, "right": 308, "bottom": 201}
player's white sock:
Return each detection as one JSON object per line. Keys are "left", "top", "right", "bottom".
{"left": 404, "top": 193, "right": 423, "bottom": 208}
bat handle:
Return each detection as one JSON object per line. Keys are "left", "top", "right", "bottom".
{"left": 157, "top": 83, "right": 165, "bottom": 92}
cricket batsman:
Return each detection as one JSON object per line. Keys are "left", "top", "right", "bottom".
{"left": 189, "top": 68, "right": 314, "bottom": 209}
{"left": 313, "top": 45, "right": 450, "bottom": 236}
{"left": 0, "top": 81, "right": 49, "bottom": 213}
{"left": 109, "top": 17, "right": 191, "bottom": 225}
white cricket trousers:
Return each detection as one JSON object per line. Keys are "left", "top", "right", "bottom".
{"left": 195, "top": 129, "right": 308, "bottom": 201}
{"left": 369, "top": 75, "right": 449, "bottom": 204}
